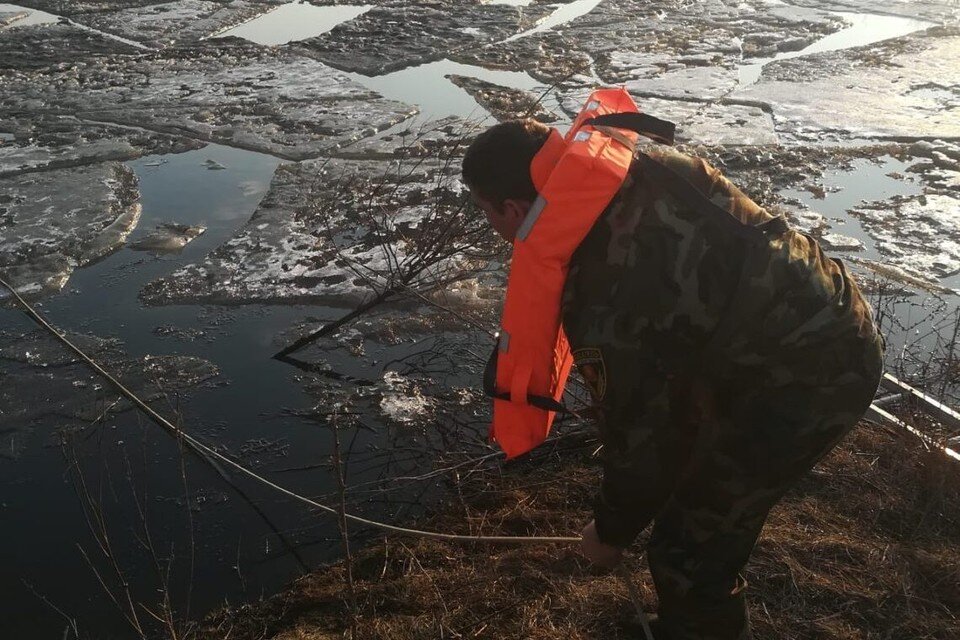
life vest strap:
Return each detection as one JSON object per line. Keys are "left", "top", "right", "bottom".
{"left": 483, "top": 337, "right": 569, "bottom": 413}
{"left": 584, "top": 112, "right": 677, "bottom": 146}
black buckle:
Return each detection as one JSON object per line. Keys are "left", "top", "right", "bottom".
{"left": 483, "top": 336, "right": 569, "bottom": 413}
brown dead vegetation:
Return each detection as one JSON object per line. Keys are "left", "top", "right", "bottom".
{"left": 199, "top": 419, "right": 960, "bottom": 640}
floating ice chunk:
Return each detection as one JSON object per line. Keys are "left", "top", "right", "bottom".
{"left": 129, "top": 223, "right": 206, "bottom": 253}
{"left": 379, "top": 370, "right": 433, "bottom": 425}
{"left": 0, "top": 163, "right": 141, "bottom": 297}
{"left": 80, "top": 0, "right": 270, "bottom": 48}
{"left": 784, "top": 208, "right": 827, "bottom": 234}
{"left": 853, "top": 192, "right": 960, "bottom": 280}
{"left": 819, "top": 233, "right": 864, "bottom": 251}
{"left": 0, "top": 139, "right": 140, "bottom": 178}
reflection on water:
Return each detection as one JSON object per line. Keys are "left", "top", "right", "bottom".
{"left": 739, "top": 11, "right": 934, "bottom": 85}
{"left": 502, "top": 0, "right": 604, "bottom": 43}
{"left": 779, "top": 156, "right": 921, "bottom": 266}
{"left": 0, "top": 2, "right": 57, "bottom": 27}
{"left": 801, "top": 12, "right": 933, "bottom": 56}
{"left": 214, "top": 1, "right": 372, "bottom": 46}
{"left": 348, "top": 59, "right": 543, "bottom": 122}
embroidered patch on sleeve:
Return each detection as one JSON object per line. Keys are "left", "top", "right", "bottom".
{"left": 572, "top": 347, "right": 607, "bottom": 401}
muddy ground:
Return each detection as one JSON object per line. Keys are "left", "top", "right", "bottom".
{"left": 1, "top": 0, "right": 958, "bottom": 638}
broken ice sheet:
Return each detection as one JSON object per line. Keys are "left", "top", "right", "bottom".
{"left": 556, "top": 89, "right": 778, "bottom": 145}
{"left": 819, "top": 233, "right": 864, "bottom": 251}
{"left": 626, "top": 66, "right": 740, "bottom": 101}
{"left": 853, "top": 193, "right": 960, "bottom": 280}
{"left": 733, "top": 28, "right": 960, "bottom": 141}
{"left": 337, "top": 116, "right": 478, "bottom": 160}
{"left": 451, "top": 30, "right": 595, "bottom": 85}
{"left": 445, "top": 74, "right": 558, "bottom": 122}
{"left": 0, "top": 39, "right": 417, "bottom": 160}
{"left": 0, "top": 114, "right": 205, "bottom": 176}
{"left": 738, "top": 10, "right": 934, "bottom": 86}
{"left": 214, "top": 1, "right": 373, "bottom": 46}
{"left": 77, "top": 0, "right": 271, "bottom": 48}
{"left": 0, "top": 1, "right": 175, "bottom": 16}
{"left": 294, "top": 0, "right": 553, "bottom": 75}
{"left": 785, "top": 0, "right": 956, "bottom": 25}
{"left": 448, "top": 0, "right": 848, "bottom": 111}
{"left": 0, "top": 162, "right": 141, "bottom": 297}
{"left": 0, "top": 22, "right": 141, "bottom": 70}
{"left": 140, "top": 154, "right": 487, "bottom": 306}
{"left": 0, "top": 139, "right": 140, "bottom": 178}
{"left": 535, "top": 0, "right": 841, "bottom": 84}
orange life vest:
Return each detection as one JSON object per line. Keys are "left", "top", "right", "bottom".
{"left": 484, "top": 88, "right": 675, "bottom": 459}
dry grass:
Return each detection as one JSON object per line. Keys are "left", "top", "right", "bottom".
{"left": 199, "top": 421, "right": 960, "bottom": 640}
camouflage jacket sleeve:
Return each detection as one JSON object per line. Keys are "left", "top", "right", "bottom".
{"left": 561, "top": 148, "right": 775, "bottom": 547}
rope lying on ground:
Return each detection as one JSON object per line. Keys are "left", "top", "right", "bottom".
{"left": 619, "top": 565, "right": 655, "bottom": 639}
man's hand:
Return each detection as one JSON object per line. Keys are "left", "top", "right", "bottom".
{"left": 581, "top": 520, "right": 623, "bottom": 568}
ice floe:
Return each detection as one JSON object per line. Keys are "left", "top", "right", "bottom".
{"left": 0, "top": 38, "right": 417, "bottom": 159}
{"left": 733, "top": 28, "right": 960, "bottom": 141}
{"left": 0, "top": 162, "right": 141, "bottom": 296}
{"left": 140, "top": 151, "right": 483, "bottom": 306}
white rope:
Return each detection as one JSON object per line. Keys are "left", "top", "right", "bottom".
{"left": 618, "top": 565, "right": 655, "bottom": 640}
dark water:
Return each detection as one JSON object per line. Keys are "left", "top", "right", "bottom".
{"left": 0, "top": 145, "right": 405, "bottom": 639}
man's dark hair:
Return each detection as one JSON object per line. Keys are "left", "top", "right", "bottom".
{"left": 462, "top": 118, "right": 551, "bottom": 208}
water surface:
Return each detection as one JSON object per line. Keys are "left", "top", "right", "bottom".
{"left": 214, "top": 1, "right": 372, "bottom": 45}
{"left": 739, "top": 11, "right": 935, "bottom": 85}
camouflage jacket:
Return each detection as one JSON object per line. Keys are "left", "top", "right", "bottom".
{"left": 560, "top": 146, "right": 882, "bottom": 546}
{"left": 562, "top": 146, "right": 878, "bottom": 392}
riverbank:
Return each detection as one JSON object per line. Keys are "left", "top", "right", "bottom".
{"left": 199, "top": 416, "right": 960, "bottom": 639}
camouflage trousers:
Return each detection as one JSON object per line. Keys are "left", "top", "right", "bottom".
{"left": 588, "top": 335, "right": 884, "bottom": 640}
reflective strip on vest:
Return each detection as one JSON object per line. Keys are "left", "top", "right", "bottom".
{"left": 516, "top": 196, "right": 547, "bottom": 242}
{"left": 489, "top": 87, "right": 643, "bottom": 459}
